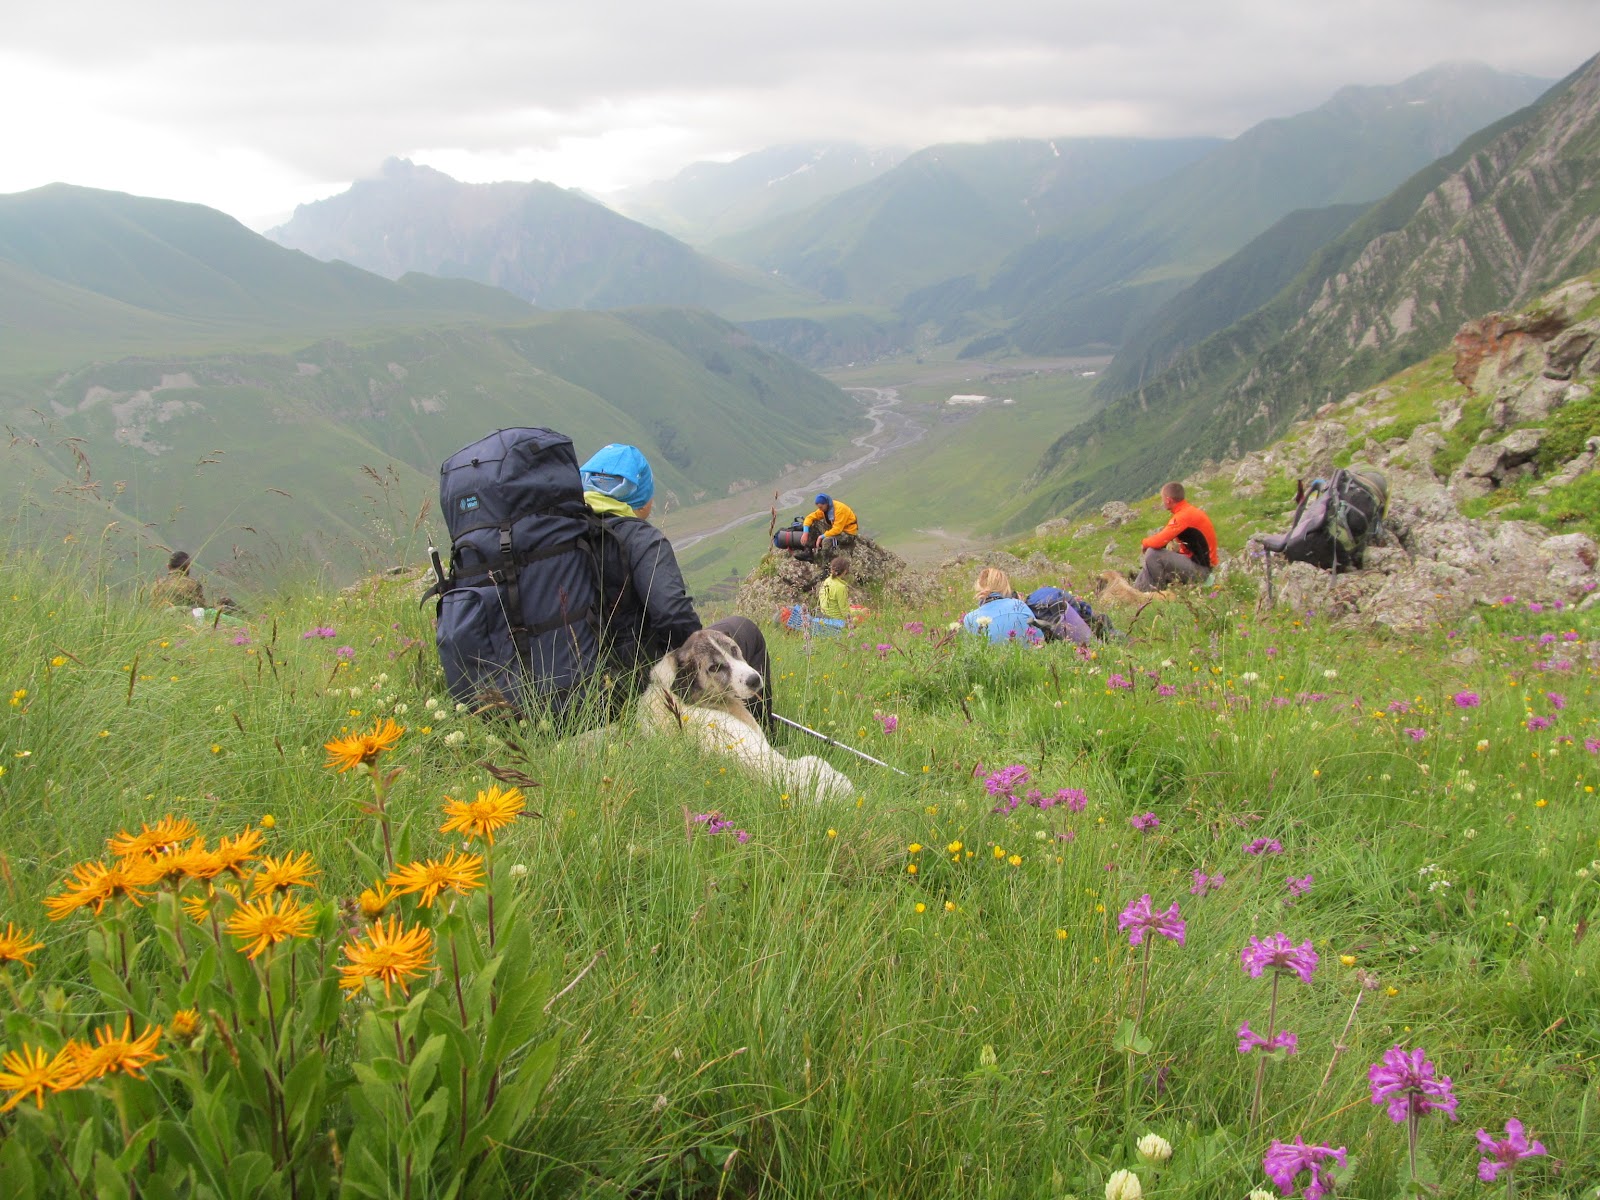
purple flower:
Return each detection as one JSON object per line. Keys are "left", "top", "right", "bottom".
{"left": 1453, "top": 691, "right": 1481, "bottom": 708}
{"left": 902, "top": 621, "right": 924, "bottom": 634}
{"left": 1387, "top": 700, "right": 1412, "bottom": 714}
{"left": 735, "top": 829, "right": 751, "bottom": 844}
{"left": 1262, "top": 1138, "right": 1347, "bottom": 1200}
{"left": 1587, "top": 737, "right": 1600, "bottom": 754}
{"left": 1563, "top": 630, "right": 1580, "bottom": 642}
{"left": 1475, "top": 1118, "right": 1547, "bottom": 1182}
{"left": 875, "top": 643, "right": 893, "bottom": 658}
{"left": 1118, "top": 894, "right": 1185, "bottom": 946}
{"left": 1404, "top": 727, "right": 1427, "bottom": 741}
{"left": 877, "top": 712, "right": 899, "bottom": 734}
{"left": 1538, "top": 632, "right": 1557, "bottom": 645}
{"left": 1056, "top": 787, "right": 1088, "bottom": 812}
{"left": 231, "top": 633, "right": 251, "bottom": 646}
{"left": 1240, "top": 933, "right": 1318, "bottom": 984}
{"left": 1526, "top": 715, "right": 1552, "bottom": 731}
{"left": 1499, "top": 595, "right": 1515, "bottom": 605}
{"left": 1368, "top": 1044, "right": 1459, "bottom": 1123}
{"left": 1286, "top": 874, "right": 1314, "bottom": 901}
{"left": 983, "top": 765, "right": 1030, "bottom": 796}
{"left": 1528, "top": 602, "right": 1544, "bottom": 614}
{"left": 1244, "top": 838, "right": 1284, "bottom": 857}
{"left": 1156, "top": 684, "right": 1177, "bottom": 697}
{"left": 1130, "top": 812, "right": 1160, "bottom": 832}
{"left": 1546, "top": 692, "right": 1566, "bottom": 710}
{"left": 1238, "top": 1021, "right": 1299, "bottom": 1055}
{"left": 334, "top": 646, "right": 356, "bottom": 661}
{"left": 1108, "top": 673, "right": 1134, "bottom": 691}
{"left": 1190, "top": 869, "right": 1225, "bottom": 897}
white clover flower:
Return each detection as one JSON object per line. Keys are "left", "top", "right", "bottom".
{"left": 1464, "top": 828, "right": 1477, "bottom": 840}
{"left": 425, "top": 697, "right": 439, "bottom": 710}
{"left": 508, "top": 863, "right": 528, "bottom": 878}
{"left": 1240, "top": 672, "right": 1259, "bottom": 684}
{"left": 1105, "top": 1169, "right": 1143, "bottom": 1200}
{"left": 1135, "top": 1132, "right": 1172, "bottom": 1163}
{"left": 393, "top": 703, "right": 408, "bottom": 715}
{"left": 456, "top": 702, "right": 468, "bottom": 714}
{"left": 1323, "top": 668, "right": 1338, "bottom": 679}
{"left": 376, "top": 673, "right": 389, "bottom": 684}
{"left": 443, "top": 730, "right": 467, "bottom": 747}
{"left": 975, "top": 617, "right": 992, "bottom": 628}
{"left": 1248, "top": 1191, "right": 1279, "bottom": 1200}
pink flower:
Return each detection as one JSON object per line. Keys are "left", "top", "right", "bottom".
{"left": 1243, "top": 837, "right": 1284, "bottom": 857}
{"left": 1240, "top": 933, "right": 1318, "bottom": 983}
{"left": 1526, "top": 716, "right": 1553, "bottom": 731}
{"left": 1156, "top": 684, "right": 1177, "bottom": 697}
{"left": 1263, "top": 1138, "right": 1347, "bottom": 1200}
{"left": 1546, "top": 691, "right": 1566, "bottom": 710}
{"left": 1475, "top": 1118, "right": 1546, "bottom": 1182}
{"left": 1453, "top": 690, "right": 1480, "bottom": 708}
{"left": 1130, "top": 812, "right": 1160, "bottom": 832}
{"left": 1118, "top": 894, "right": 1185, "bottom": 946}
{"left": 1368, "top": 1044, "right": 1459, "bottom": 1123}
{"left": 1404, "top": 727, "right": 1426, "bottom": 741}
{"left": 1285, "top": 874, "right": 1314, "bottom": 901}
{"left": 1238, "top": 1021, "right": 1299, "bottom": 1055}
{"left": 1055, "top": 787, "right": 1088, "bottom": 812}
{"left": 1190, "top": 869, "right": 1224, "bottom": 897}
{"left": 876, "top": 712, "right": 899, "bottom": 734}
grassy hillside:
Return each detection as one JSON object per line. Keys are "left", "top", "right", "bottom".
{"left": 0, "top": 515, "right": 1593, "bottom": 1195}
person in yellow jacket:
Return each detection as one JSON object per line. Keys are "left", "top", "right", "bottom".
{"left": 817, "top": 556, "right": 852, "bottom": 620}
{"left": 803, "top": 493, "right": 858, "bottom": 557}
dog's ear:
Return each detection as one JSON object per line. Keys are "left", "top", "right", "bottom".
{"left": 649, "top": 648, "right": 680, "bottom": 693}
{"left": 672, "top": 653, "right": 701, "bottom": 700}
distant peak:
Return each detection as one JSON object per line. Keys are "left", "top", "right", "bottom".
{"left": 375, "top": 157, "right": 456, "bottom": 184}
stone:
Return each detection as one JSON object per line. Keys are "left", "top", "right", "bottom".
{"left": 1100, "top": 501, "right": 1137, "bottom": 527}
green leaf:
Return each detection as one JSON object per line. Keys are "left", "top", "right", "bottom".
{"left": 353, "top": 1057, "right": 405, "bottom": 1087}
{"left": 87, "top": 957, "right": 137, "bottom": 1012}
{"left": 112, "top": 1116, "right": 162, "bottom": 1172}
{"left": 283, "top": 1051, "right": 327, "bottom": 1134}
{"left": 408, "top": 1032, "right": 447, "bottom": 1096}
{"left": 71, "top": 1117, "right": 97, "bottom": 1182}
{"left": 398, "top": 1089, "right": 450, "bottom": 1176}
{"left": 92, "top": 1151, "right": 132, "bottom": 1200}
{"left": 226, "top": 1151, "right": 276, "bottom": 1200}
{"left": 484, "top": 968, "right": 550, "bottom": 1067}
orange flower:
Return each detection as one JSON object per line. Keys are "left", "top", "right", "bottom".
{"left": 339, "top": 917, "right": 434, "bottom": 997}
{"left": 0, "top": 922, "right": 44, "bottom": 972}
{"left": 249, "top": 851, "right": 320, "bottom": 898}
{"left": 439, "top": 785, "right": 525, "bottom": 846}
{"left": 324, "top": 718, "right": 405, "bottom": 772}
{"left": 212, "top": 827, "right": 265, "bottom": 878}
{"left": 107, "top": 815, "right": 199, "bottom": 859}
{"left": 43, "top": 860, "right": 154, "bottom": 920}
{"left": 386, "top": 851, "right": 485, "bottom": 907}
{"left": 357, "top": 883, "right": 395, "bottom": 920}
{"left": 223, "top": 894, "right": 316, "bottom": 960}
{"left": 59, "top": 1019, "right": 164, "bottom": 1085}
{"left": 0, "top": 1044, "right": 75, "bottom": 1111}
{"left": 170, "top": 1010, "right": 202, "bottom": 1041}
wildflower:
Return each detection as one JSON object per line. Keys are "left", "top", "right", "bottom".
{"left": 1156, "top": 684, "right": 1177, "bottom": 697}
{"left": 1118, "top": 894, "right": 1185, "bottom": 946}
{"left": 1135, "top": 1133, "right": 1173, "bottom": 1164}
{"left": 944, "top": 901, "right": 956, "bottom": 912}
{"left": 249, "top": 851, "right": 320, "bottom": 897}
{"left": 44, "top": 860, "right": 154, "bottom": 919}
{"left": 0, "top": 1044, "right": 74, "bottom": 1111}
{"left": 902, "top": 621, "right": 924, "bottom": 634}
{"left": 440, "top": 785, "right": 525, "bottom": 845}
{"left": 108, "top": 814, "right": 200, "bottom": 858}
{"left": 302, "top": 626, "right": 337, "bottom": 639}
{"left": 0, "top": 923, "right": 44, "bottom": 972}
{"left": 1238, "top": 1021, "right": 1299, "bottom": 1055}
{"left": 212, "top": 827, "right": 265, "bottom": 877}
{"left": 324, "top": 717, "right": 404, "bottom": 771}
{"left": 1547, "top": 691, "right": 1566, "bottom": 710}
{"left": 1130, "top": 812, "right": 1160, "bottom": 832}
{"left": 1339, "top": 954, "right": 1356, "bottom": 967}
{"left": 1104, "top": 1168, "right": 1143, "bottom": 1200}
{"left": 170, "top": 1009, "right": 202, "bottom": 1041}
{"left": 1526, "top": 715, "right": 1552, "bottom": 731}
{"left": 357, "top": 883, "right": 395, "bottom": 920}
{"left": 224, "top": 893, "right": 316, "bottom": 959}
{"left": 1453, "top": 691, "right": 1481, "bottom": 708}
{"left": 1240, "top": 933, "right": 1318, "bottom": 984}
{"left": 1475, "top": 1118, "right": 1547, "bottom": 1182}
{"left": 444, "top": 730, "right": 467, "bottom": 747}
{"left": 387, "top": 851, "right": 486, "bottom": 907}
{"left": 61, "top": 1018, "right": 164, "bottom": 1085}
{"left": 1190, "top": 870, "right": 1225, "bottom": 897}
{"left": 1056, "top": 787, "right": 1088, "bottom": 811}
{"left": 1108, "top": 673, "right": 1134, "bottom": 691}
{"left": 1243, "top": 838, "right": 1284, "bottom": 857}
{"left": 1285, "top": 874, "right": 1313, "bottom": 901}
{"left": 1403, "top": 727, "right": 1426, "bottom": 741}
{"left": 1262, "top": 1137, "right": 1347, "bottom": 1200}
{"left": 339, "top": 916, "right": 434, "bottom": 996}
{"left": 877, "top": 712, "right": 899, "bottom": 734}
{"left": 1587, "top": 737, "right": 1600, "bottom": 754}
{"left": 1368, "top": 1044, "right": 1459, "bottom": 1123}
{"left": 9, "top": 689, "right": 25, "bottom": 707}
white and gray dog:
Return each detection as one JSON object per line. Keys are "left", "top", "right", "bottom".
{"left": 638, "top": 628, "right": 856, "bottom": 802}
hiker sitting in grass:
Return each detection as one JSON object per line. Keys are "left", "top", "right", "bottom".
{"left": 803, "top": 493, "right": 858, "bottom": 557}
{"left": 1134, "top": 482, "right": 1219, "bottom": 592}
{"left": 580, "top": 442, "right": 773, "bottom": 728}
{"left": 818, "top": 557, "right": 854, "bottom": 622}
{"left": 960, "top": 567, "right": 1043, "bottom": 646}
{"left": 151, "top": 550, "right": 205, "bottom": 609}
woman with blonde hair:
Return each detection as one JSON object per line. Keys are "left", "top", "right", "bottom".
{"left": 961, "top": 567, "right": 1042, "bottom": 645}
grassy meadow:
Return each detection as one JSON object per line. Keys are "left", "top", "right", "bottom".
{"left": 0, "top": 540, "right": 1596, "bottom": 1198}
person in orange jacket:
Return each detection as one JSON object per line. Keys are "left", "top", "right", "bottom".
{"left": 803, "top": 493, "right": 858, "bottom": 557}
{"left": 1135, "top": 482, "right": 1218, "bottom": 591}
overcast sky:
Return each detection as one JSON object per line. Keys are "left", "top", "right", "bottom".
{"left": 3, "top": 1, "right": 1596, "bottom": 229}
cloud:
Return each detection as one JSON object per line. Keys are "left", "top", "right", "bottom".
{"left": 2, "top": 0, "right": 1595, "bottom": 224}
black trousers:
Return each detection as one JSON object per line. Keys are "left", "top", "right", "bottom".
{"left": 707, "top": 614, "right": 773, "bottom": 731}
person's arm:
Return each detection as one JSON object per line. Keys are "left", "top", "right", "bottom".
{"left": 1141, "top": 511, "right": 1187, "bottom": 551}
{"left": 623, "top": 522, "right": 701, "bottom": 650}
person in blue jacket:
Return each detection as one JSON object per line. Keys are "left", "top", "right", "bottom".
{"left": 960, "top": 567, "right": 1043, "bottom": 646}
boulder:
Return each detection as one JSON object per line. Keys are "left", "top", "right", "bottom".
{"left": 1530, "top": 435, "right": 1600, "bottom": 495}
{"left": 1034, "top": 517, "right": 1073, "bottom": 539}
{"left": 1100, "top": 501, "right": 1137, "bottom": 527}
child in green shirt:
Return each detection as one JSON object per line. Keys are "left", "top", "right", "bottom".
{"left": 818, "top": 556, "right": 852, "bottom": 621}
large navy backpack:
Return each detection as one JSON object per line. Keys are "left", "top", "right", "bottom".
{"left": 1257, "top": 467, "right": 1389, "bottom": 572}
{"left": 1026, "top": 586, "right": 1117, "bottom": 643}
{"left": 431, "top": 428, "right": 605, "bottom": 719}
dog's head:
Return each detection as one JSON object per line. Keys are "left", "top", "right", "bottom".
{"left": 654, "top": 628, "right": 763, "bottom": 706}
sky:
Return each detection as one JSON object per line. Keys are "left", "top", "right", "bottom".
{"left": 3, "top": 1, "right": 1597, "bottom": 230}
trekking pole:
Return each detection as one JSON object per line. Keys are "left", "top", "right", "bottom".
{"left": 772, "top": 713, "right": 911, "bottom": 776}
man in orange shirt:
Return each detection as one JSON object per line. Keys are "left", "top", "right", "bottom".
{"left": 1134, "top": 482, "right": 1218, "bottom": 591}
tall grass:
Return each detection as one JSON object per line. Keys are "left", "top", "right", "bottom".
{"left": 1, "top": 546, "right": 1595, "bottom": 1197}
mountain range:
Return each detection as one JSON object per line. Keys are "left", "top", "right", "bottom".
{"left": 1014, "top": 52, "right": 1600, "bottom": 526}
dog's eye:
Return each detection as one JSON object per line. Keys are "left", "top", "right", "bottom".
{"left": 711, "top": 661, "right": 727, "bottom": 674}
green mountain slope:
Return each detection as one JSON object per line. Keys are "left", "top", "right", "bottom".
{"left": 711, "top": 137, "right": 1224, "bottom": 307}
{"left": 608, "top": 143, "right": 904, "bottom": 244}
{"left": 990, "top": 63, "right": 1556, "bottom": 355}
{"left": 1014, "top": 53, "right": 1600, "bottom": 528}
{"left": 268, "top": 159, "right": 810, "bottom": 317}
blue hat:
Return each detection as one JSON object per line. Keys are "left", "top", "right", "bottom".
{"left": 580, "top": 443, "right": 655, "bottom": 508}
{"left": 815, "top": 493, "right": 830, "bottom": 505}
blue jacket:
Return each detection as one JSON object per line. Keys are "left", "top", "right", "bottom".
{"left": 962, "top": 595, "right": 1043, "bottom": 645}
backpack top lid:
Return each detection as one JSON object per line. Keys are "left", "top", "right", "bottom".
{"left": 439, "top": 428, "right": 588, "bottom": 542}
{"left": 1026, "top": 586, "right": 1067, "bottom": 610}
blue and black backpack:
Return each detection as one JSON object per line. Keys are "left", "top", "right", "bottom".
{"left": 1025, "top": 585, "right": 1117, "bottom": 642}
{"left": 429, "top": 428, "right": 607, "bottom": 719}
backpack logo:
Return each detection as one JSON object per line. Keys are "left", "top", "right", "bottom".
{"left": 457, "top": 495, "right": 479, "bottom": 514}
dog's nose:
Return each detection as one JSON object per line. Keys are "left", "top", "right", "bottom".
{"left": 745, "top": 672, "right": 763, "bottom": 692}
